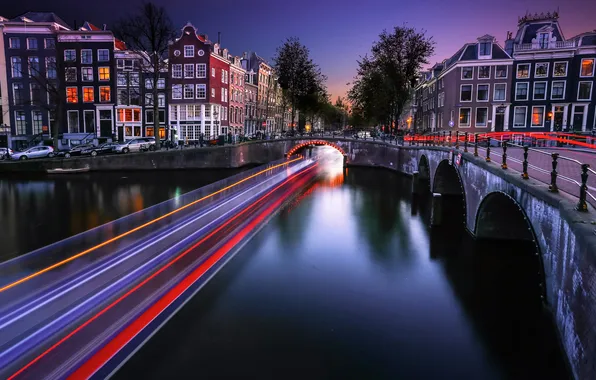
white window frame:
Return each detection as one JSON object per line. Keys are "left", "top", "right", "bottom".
{"left": 458, "top": 107, "right": 471, "bottom": 127}
{"left": 81, "top": 67, "right": 94, "bottom": 82}
{"left": 184, "top": 64, "right": 194, "bottom": 79}
{"left": 553, "top": 61, "right": 568, "bottom": 77}
{"left": 460, "top": 84, "right": 473, "bottom": 102}
{"left": 461, "top": 67, "right": 473, "bottom": 80}
{"left": 67, "top": 110, "right": 79, "bottom": 132}
{"left": 8, "top": 37, "right": 20, "bottom": 49}
{"left": 212, "top": 67, "right": 216, "bottom": 77}
{"left": 11, "top": 57, "right": 22, "bottom": 78}
{"left": 571, "top": 104, "right": 588, "bottom": 132}
{"left": 44, "top": 38, "right": 55, "bottom": 49}
{"left": 97, "top": 49, "right": 110, "bottom": 62}
{"left": 98, "top": 67, "right": 110, "bottom": 81}
{"left": 495, "top": 65, "right": 508, "bottom": 79}
{"left": 12, "top": 83, "right": 24, "bottom": 105}
{"left": 577, "top": 81, "right": 593, "bottom": 101}
{"left": 493, "top": 83, "right": 507, "bottom": 102}
{"left": 534, "top": 62, "right": 549, "bottom": 78}
{"left": 82, "top": 86, "right": 94, "bottom": 103}
{"left": 184, "top": 45, "right": 195, "bottom": 58}
{"left": 551, "top": 81, "right": 566, "bottom": 100}
{"left": 196, "top": 84, "right": 206, "bottom": 99}
{"left": 531, "top": 106, "right": 545, "bottom": 128}
{"left": 475, "top": 107, "right": 489, "bottom": 127}
{"left": 197, "top": 63, "right": 206, "bottom": 78}
{"left": 515, "top": 82, "right": 529, "bottom": 101}
{"left": 516, "top": 63, "right": 530, "bottom": 79}
{"left": 478, "top": 42, "right": 492, "bottom": 58}
{"left": 64, "top": 49, "right": 76, "bottom": 62}
{"left": 477, "top": 65, "right": 491, "bottom": 80}
{"left": 157, "top": 78, "right": 165, "bottom": 89}
{"left": 26, "top": 37, "right": 38, "bottom": 50}
{"left": 172, "top": 64, "right": 182, "bottom": 78}
{"left": 45, "top": 57, "right": 56, "bottom": 79}
{"left": 476, "top": 84, "right": 490, "bottom": 102}
{"left": 513, "top": 106, "right": 527, "bottom": 128}
{"left": 81, "top": 49, "right": 93, "bottom": 64}
{"left": 172, "top": 84, "right": 182, "bottom": 99}
{"left": 83, "top": 110, "right": 95, "bottom": 132}
{"left": 580, "top": 58, "right": 595, "bottom": 78}
{"left": 184, "top": 84, "right": 194, "bottom": 99}
{"left": 158, "top": 93, "right": 166, "bottom": 107}
{"left": 65, "top": 67, "right": 77, "bottom": 82}
{"left": 212, "top": 88, "right": 215, "bottom": 98}
{"left": 532, "top": 81, "right": 548, "bottom": 101}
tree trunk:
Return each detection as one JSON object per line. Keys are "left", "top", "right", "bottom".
{"left": 153, "top": 55, "right": 161, "bottom": 150}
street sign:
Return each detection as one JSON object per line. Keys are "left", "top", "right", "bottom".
{"left": 448, "top": 120, "right": 454, "bottom": 128}
{"left": 42, "top": 125, "right": 49, "bottom": 133}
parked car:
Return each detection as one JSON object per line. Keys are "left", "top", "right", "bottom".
{"left": 11, "top": 146, "right": 54, "bottom": 160}
{"left": 113, "top": 137, "right": 156, "bottom": 153}
{"left": 0, "top": 148, "right": 14, "bottom": 160}
{"left": 82, "top": 142, "right": 120, "bottom": 157}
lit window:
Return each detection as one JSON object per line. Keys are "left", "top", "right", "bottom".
{"left": 66, "top": 87, "right": 78, "bottom": 103}
{"left": 184, "top": 64, "right": 194, "bottom": 78}
{"left": 82, "top": 67, "right": 94, "bottom": 81}
{"left": 81, "top": 49, "right": 93, "bottom": 64}
{"left": 27, "top": 38, "right": 38, "bottom": 50}
{"left": 531, "top": 106, "right": 545, "bottom": 127}
{"left": 477, "top": 84, "right": 489, "bottom": 101}
{"left": 516, "top": 63, "right": 530, "bottom": 79}
{"left": 535, "top": 63, "right": 549, "bottom": 78}
{"left": 533, "top": 82, "right": 547, "bottom": 100}
{"left": 459, "top": 108, "right": 471, "bottom": 126}
{"left": 197, "top": 63, "right": 206, "bottom": 78}
{"left": 97, "top": 49, "right": 110, "bottom": 61}
{"left": 553, "top": 62, "right": 567, "bottom": 77}
{"left": 172, "top": 64, "right": 182, "bottom": 78}
{"left": 99, "top": 86, "right": 111, "bottom": 102}
{"left": 578, "top": 81, "right": 593, "bottom": 101}
{"left": 478, "top": 66, "right": 490, "bottom": 79}
{"left": 515, "top": 82, "right": 529, "bottom": 101}
{"left": 551, "top": 81, "right": 566, "bottom": 100}
{"left": 99, "top": 67, "right": 110, "bottom": 81}
{"left": 513, "top": 107, "right": 527, "bottom": 127}
{"left": 580, "top": 59, "right": 595, "bottom": 77}
{"left": 184, "top": 45, "right": 194, "bottom": 57}
{"left": 64, "top": 49, "right": 76, "bottom": 62}
{"left": 172, "top": 84, "right": 182, "bottom": 99}
{"left": 83, "top": 87, "right": 94, "bottom": 102}
{"left": 9, "top": 37, "right": 20, "bottom": 49}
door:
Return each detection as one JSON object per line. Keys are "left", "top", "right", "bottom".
{"left": 117, "top": 126, "right": 124, "bottom": 142}
{"left": 572, "top": 106, "right": 585, "bottom": 132}
{"left": 495, "top": 113, "right": 505, "bottom": 132}
{"left": 553, "top": 107, "right": 564, "bottom": 132}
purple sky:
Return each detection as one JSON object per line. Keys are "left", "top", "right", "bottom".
{"left": 4, "top": 0, "right": 595, "bottom": 99}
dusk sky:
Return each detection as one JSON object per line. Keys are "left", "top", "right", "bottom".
{"left": 4, "top": 0, "right": 595, "bottom": 100}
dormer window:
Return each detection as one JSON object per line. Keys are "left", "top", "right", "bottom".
{"left": 538, "top": 33, "right": 549, "bottom": 49}
{"left": 479, "top": 42, "right": 491, "bottom": 57}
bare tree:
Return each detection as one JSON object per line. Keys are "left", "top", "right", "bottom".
{"left": 112, "top": 2, "right": 176, "bottom": 149}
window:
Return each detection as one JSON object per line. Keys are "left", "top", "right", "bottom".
{"left": 224, "top": 88, "right": 228, "bottom": 102}
{"left": 99, "top": 86, "right": 111, "bottom": 102}
{"left": 81, "top": 49, "right": 93, "bottom": 64}
{"left": 66, "top": 87, "right": 78, "bottom": 103}
{"left": 477, "top": 84, "right": 489, "bottom": 101}
{"left": 553, "top": 62, "right": 568, "bottom": 77}
{"left": 172, "top": 64, "right": 182, "bottom": 78}
{"left": 551, "top": 81, "right": 566, "bottom": 100}
{"left": 495, "top": 65, "right": 507, "bottom": 78}
{"left": 13, "top": 83, "right": 24, "bottom": 105}
{"left": 32, "top": 111, "right": 43, "bottom": 134}
{"left": 99, "top": 67, "right": 110, "bottom": 81}
{"left": 478, "top": 66, "right": 490, "bottom": 79}
{"left": 515, "top": 82, "right": 529, "bottom": 101}
{"left": 44, "top": 38, "right": 55, "bottom": 49}
{"left": 81, "top": 67, "right": 93, "bottom": 81}
{"left": 27, "top": 38, "right": 38, "bottom": 50}
{"left": 538, "top": 33, "right": 549, "bottom": 49}
{"left": 196, "top": 84, "right": 206, "bottom": 99}
{"left": 222, "top": 69, "right": 226, "bottom": 83}
{"left": 475, "top": 108, "right": 488, "bottom": 127}
{"left": 459, "top": 108, "right": 471, "bottom": 127}
{"left": 15, "top": 111, "right": 26, "bottom": 135}
{"left": 67, "top": 110, "right": 79, "bottom": 133}
{"left": 46, "top": 57, "right": 56, "bottom": 78}
{"left": 212, "top": 88, "right": 215, "bottom": 98}
{"left": 533, "top": 82, "right": 547, "bottom": 100}
{"left": 513, "top": 107, "right": 527, "bottom": 128}
{"left": 460, "top": 84, "right": 472, "bottom": 102}
{"left": 97, "top": 49, "right": 109, "bottom": 61}
{"left": 184, "top": 84, "right": 194, "bottom": 99}
{"left": 172, "top": 84, "right": 182, "bottom": 99}
{"left": 184, "top": 64, "right": 195, "bottom": 78}
{"left": 28, "top": 57, "right": 40, "bottom": 77}
{"left": 184, "top": 45, "right": 194, "bottom": 57}
{"left": 157, "top": 78, "right": 165, "bottom": 89}
{"left": 572, "top": 105, "right": 586, "bottom": 132}
{"left": 221, "top": 88, "right": 225, "bottom": 102}
{"left": 83, "top": 87, "right": 94, "bottom": 102}
{"left": 118, "top": 73, "right": 128, "bottom": 87}
{"left": 145, "top": 78, "right": 153, "bottom": 89}
{"left": 9, "top": 37, "right": 20, "bottom": 49}
{"left": 84, "top": 110, "right": 95, "bottom": 133}
{"left": 535, "top": 63, "right": 549, "bottom": 78}
{"left": 580, "top": 59, "right": 595, "bottom": 77}
{"left": 493, "top": 83, "right": 506, "bottom": 101}
{"left": 117, "top": 108, "right": 141, "bottom": 123}
{"left": 64, "top": 49, "right": 76, "bottom": 62}
{"left": 197, "top": 63, "right": 206, "bottom": 78}
{"left": 531, "top": 106, "right": 545, "bottom": 127}
{"left": 578, "top": 81, "right": 593, "bottom": 101}
{"left": 479, "top": 42, "right": 491, "bottom": 56}
{"left": 158, "top": 93, "right": 165, "bottom": 107}
{"left": 145, "top": 93, "right": 153, "bottom": 106}
{"left": 30, "top": 83, "right": 41, "bottom": 105}
{"left": 11, "top": 57, "right": 22, "bottom": 78}
{"left": 460, "top": 67, "right": 473, "bottom": 80}
{"left": 65, "top": 67, "right": 77, "bottom": 82}
{"left": 516, "top": 63, "right": 530, "bottom": 79}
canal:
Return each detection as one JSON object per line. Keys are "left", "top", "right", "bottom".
{"left": 0, "top": 149, "right": 569, "bottom": 379}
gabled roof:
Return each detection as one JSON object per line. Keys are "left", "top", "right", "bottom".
{"left": 514, "top": 21, "right": 565, "bottom": 44}
{"left": 570, "top": 31, "right": 596, "bottom": 47}
{"left": 445, "top": 39, "right": 511, "bottom": 68}
{"left": 10, "top": 12, "right": 70, "bottom": 29}
{"left": 81, "top": 21, "right": 127, "bottom": 50}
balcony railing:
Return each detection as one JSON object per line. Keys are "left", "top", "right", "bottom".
{"left": 514, "top": 40, "right": 576, "bottom": 52}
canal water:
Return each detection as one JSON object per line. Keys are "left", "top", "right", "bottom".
{"left": 0, "top": 150, "right": 569, "bottom": 379}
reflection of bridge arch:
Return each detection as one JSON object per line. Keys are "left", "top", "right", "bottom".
{"left": 286, "top": 140, "right": 347, "bottom": 159}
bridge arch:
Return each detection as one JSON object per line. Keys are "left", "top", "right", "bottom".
{"left": 418, "top": 155, "right": 431, "bottom": 193}
{"left": 432, "top": 159, "right": 467, "bottom": 226}
{"left": 286, "top": 140, "right": 347, "bottom": 160}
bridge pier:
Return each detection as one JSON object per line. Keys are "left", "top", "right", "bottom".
{"left": 431, "top": 193, "right": 442, "bottom": 226}
{"left": 411, "top": 171, "right": 420, "bottom": 195}
{"left": 343, "top": 154, "right": 347, "bottom": 168}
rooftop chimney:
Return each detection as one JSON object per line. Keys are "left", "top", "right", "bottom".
{"left": 102, "top": 24, "right": 107, "bottom": 30}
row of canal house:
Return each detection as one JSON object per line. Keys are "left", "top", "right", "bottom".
{"left": 0, "top": 13, "right": 290, "bottom": 150}
{"left": 415, "top": 11, "right": 596, "bottom": 135}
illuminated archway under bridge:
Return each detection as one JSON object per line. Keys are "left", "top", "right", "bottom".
{"left": 285, "top": 140, "right": 348, "bottom": 166}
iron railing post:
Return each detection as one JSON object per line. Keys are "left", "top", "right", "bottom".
{"left": 501, "top": 141, "right": 508, "bottom": 169}
{"left": 521, "top": 146, "right": 529, "bottom": 179}
{"left": 448, "top": 131, "right": 452, "bottom": 147}
{"left": 485, "top": 137, "right": 491, "bottom": 162}
{"left": 464, "top": 132, "right": 468, "bottom": 153}
{"left": 455, "top": 131, "right": 460, "bottom": 150}
{"left": 577, "top": 164, "right": 589, "bottom": 211}
{"left": 549, "top": 153, "right": 559, "bottom": 192}
{"left": 474, "top": 135, "right": 479, "bottom": 157}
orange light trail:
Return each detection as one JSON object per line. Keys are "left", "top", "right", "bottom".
{"left": 0, "top": 158, "right": 302, "bottom": 294}
{"left": 8, "top": 164, "right": 317, "bottom": 380}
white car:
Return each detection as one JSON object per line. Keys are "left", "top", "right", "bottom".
{"left": 11, "top": 146, "right": 55, "bottom": 160}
